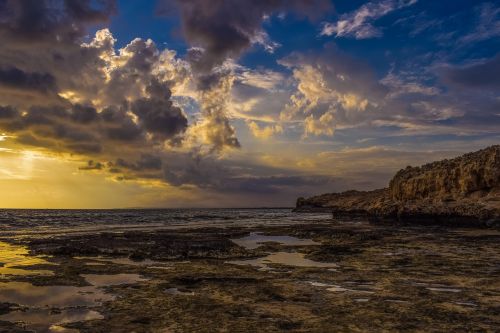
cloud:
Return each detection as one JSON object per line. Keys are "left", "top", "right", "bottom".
{"left": 458, "top": 2, "right": 500, "bottom": 45}
{"left": 229, "top": 66, "right": 291, "bottom": 123}
{"left": 247, "top": 121, "right": 283, "bottom": 140}
{"left": 0, "top": 22, "right": 193, "bottom": 185}
{"left": 0, "top": 2, "right": 340, "bottom": 199}
{"left": 163, "top": 0, "right": 331, "bottom": 71}
{"left": 79, "top": 160, "right": 104, "bottom": 171}
{"left": 131, "top": 95, "right": 188, "bottom": 142}
{"left": 440, "top": 54, "right": 500, "bottom": 90}
{"left": 0, "top": 67, "right": 57, "bottom": 94}
{"left": 0, "top": 0, "right": 116, "bottom": 45}
{"left": 185, "top": 67, "right": 241, "bottom": 151}
{"left": 159, "top": 0, "right": 331, "bottom": 152}
{"left": 381, "top": 72, "right": 440, "bottom": 97}
{"left": 304, "top": 112, "right": 335, "bottom": 137}
{"left": 278, "top": 44, "right": 500, "bottom": 139}
{"left": 321, "top": 0, "right": 417, "bottom": 39}
{"left": 279, "top": 47, "right": 386, "bottom": 135}
{"left": 0, "top": 106, "right": 17, "bottom": 119}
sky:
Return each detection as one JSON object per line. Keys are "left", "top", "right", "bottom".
{"left": 0, "top": 0, "right": 499, "bottom": 208}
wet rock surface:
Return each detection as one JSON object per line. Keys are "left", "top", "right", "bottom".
{"left": 0, "top": 221, "right": 498, "bottom": 332}
{"left": 295, "top": 145, "right": 500, "bottom": 226}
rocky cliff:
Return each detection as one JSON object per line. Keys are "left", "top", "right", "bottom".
{"left": 295, "top": 145, "right": 500, "bottom": 226}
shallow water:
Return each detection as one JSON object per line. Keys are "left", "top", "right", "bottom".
{"left": 426, "top": 287, "right": 462, "bottom": 293}
{"left": 165, "top": 287, "right": 195, "bottom": 296}
{"left": 0, "top": 241, "right": 54, "bottom": 276}
{"left": 308, "top": 281, "right": 377, "bottom": 294}
{"left": 78, "top": 256, "right": 170, "bottom": 267}
{"left": 0, "top": 273, "right": 147, "bottom": 331}
{"left": 231, "top": 232, "right": 319, "bottom": 249}
{"left": 83, "top": 273, "right": 147, "bottom": 287}
{"left": 227, "top": 252, "right": 338, "bottom": 269}
{"left": 0, "top": 281, "right": 114, "bottom": 307}
{"left": 414, "top": 282, "right": 462, "bottom": 293}
{"left": 0, "top": 308, "right": 102, "bottom": 333}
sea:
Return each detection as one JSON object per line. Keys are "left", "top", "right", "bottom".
{"left": 0, "top": 208, "right": 333, "bottom": 238}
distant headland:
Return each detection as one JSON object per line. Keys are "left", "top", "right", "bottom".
{"left": 295, "top": 145, "right": 500, "bottom": 227}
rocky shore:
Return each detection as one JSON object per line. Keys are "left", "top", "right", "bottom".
{"left": 1, "top": 221, "right": 499, "bottom": 332}
{"left": 295, "top": 145, "right": 500, "bottom": 226}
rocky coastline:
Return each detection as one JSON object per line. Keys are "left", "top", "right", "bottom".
{"left": 295, "top": 145, "right": 500, "bottom": 226}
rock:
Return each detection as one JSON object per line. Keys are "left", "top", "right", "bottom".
{"left": 295, "top": 145, "right": 500, "bottom": 226}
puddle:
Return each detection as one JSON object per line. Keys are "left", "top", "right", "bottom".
{"left": 0, "top": 281, "right": 114, "bottom": 307}
{"left": 309, "top": 282, "right": 350, "bottom": 292}
{"left": 231, "top": 232, "right": 319, "bottom": 250}
{"left": 426, "top": 287, "right": 462, "bottom": 293}
{"left": 227, "top": 252, "right": 337, "bottom": 269}
{"left": 83, "top": 274, "right": 147, "bottom": 287}
{"left": 76, "top": 256, "right": 170, "bottom": 267}
{"left": 354, "top": 298, "right": 370, "bottom": 302}
{"left": 414, "top": 282, "right": 462, "bottom": 293}
{"left": 453, "top": 301, "right": 477, "bottom": 307}
{"left": 0, "top": 241, "right": 54, "bottom": 276}
{"left": 0, "top": 274, "right": 147, "bottom": 331}
{"left": 327, "top": 285, "right": 351, "bottom": 292}
{"left": 308, "top": 281, "right": 375, "bottom": 294}
{"left": 0, "top": 308, "right": 102, "bottom": 333}
{"left": 165, "top": 287, "right": 195, "bottom": 296}
{"left": 385, "top": 299, "right": 410, "bottom": 304}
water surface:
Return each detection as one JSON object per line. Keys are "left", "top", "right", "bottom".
{"left": 231, "top": 232, "right": 319, "bottom": 249}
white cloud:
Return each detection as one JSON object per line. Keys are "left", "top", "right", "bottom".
{"left": 321, "top": 0, "right": 417, "bottom": 39}
{"left": 304, "top": 112, "right": 335, "bottom": 137}
{"left": 459, "top": 2, "right": 500, "bottom": 45}
{"left": 247, "top": 121, "right": 283, "bottom": 139}
{"left": 381, "top": 72, "right": 440, "bottom": 98}
{"left": 251, "top": 31, "right": 282, "bottom": 53}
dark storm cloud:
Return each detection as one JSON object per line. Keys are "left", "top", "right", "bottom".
{"left": 131, "top": 97, "right": 188, "bottom": 141}
{"left": 115, "top": 154, "right": 163, "bottom": 171}
{"left": 161, "top": 149, "right": 334, "bottom": 195}
{"left": 163, "top": 0, "right": 331, "bottom": 71}
{"left": 441, "top": 54, "right": 500, "bottom": 90}
{"left": 131, "top": 81, "right": 188, "bottom": 141}
{"left": 0, "top": 104, "right": 102, "bottom": 153}
{"left": 100, "top": 106, "right": 144, "bottom": 142}
{"left": 0, "top": 0, "right": 116, "bottom": 44}
{"left": 220, "top": 175, "right": 334, "bottom": 194}
{"left": 0, "top": 67, "right": 57, "bottom": 94}
{"left": 70, "top": 104, "right": 98, "bottom": 124}
{"left": 0, "top": 105, "right": 18, "bottom": 119}
{"left": 79, "top": 160, "right": 104, "bottom": 171}
{"left": 0, "top": 103, "right": 154, "bottom": 154}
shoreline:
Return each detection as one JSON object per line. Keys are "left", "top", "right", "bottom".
{"left": 294, "top": 145, "right": 500, "bottom": 228}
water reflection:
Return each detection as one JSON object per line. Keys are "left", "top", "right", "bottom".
{"left": 0, "top": 308, "right": 102, "bottom": 333}
{"left": 0, "top": 274, "right": 147, "bottom": 331}
{"left": 77, "top": 256, "right": 170, "bottom": 267}
{"left": 165, "top": 287, "right": 195, "bottom": 296}
{"left": 0, "top": 281, "right": 114, "bottom": 307}
{"left": 227, "top": 252, "right": 337, "bottom": 269}
{"left": 83, "top": 273, "right": 147, "bottom": 287}
{"left": 308, "top": 281, "right": 376, "bottom": 294}
{"left": 231, "top": 232, "right": 319, "bottom": 250}
{"left": 0, "top": 241, "right": 54, "bottom": 276}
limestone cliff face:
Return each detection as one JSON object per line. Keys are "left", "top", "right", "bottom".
{"left": 295, "top": 145, "right": 500, "bottom": 226}
{"left": 389, "top": 146, "right": 500, "bottom": 201}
